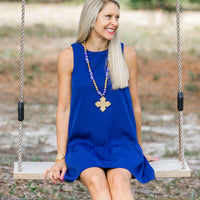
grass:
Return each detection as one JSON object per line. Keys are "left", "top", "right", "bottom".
{"left": 151, "top": 100, "right": 175, "bottom": 112}
{"left": 12, "top": 72, "right": 18, "bottom": 80}
{"left": 185, "top": 149, "right": 200, "bottom": 159}
{"left": 30, "top": 64, "right": 41, "bottom": 72}
{"left": 0, "top": 24, "right": 77, "bottom": 60}
{"left": 1, "top": 18, "right": 199, "bottom": 60}
{"left": 0, "top": 26, "right": 19, "bottom": 37}
{"left": 185, "top": 83, "right": 199, "bottom": 92}
{"left": 0, "top": 49, "right": 19, "bottom": 60}
{"left": 25, "top": 23, "right": 75, "bottom": 38}
{"left": 163, "top": 147, "right": 200, "bottom": 159}
{"left": 163, "top": 147, "right": 178, "bottom": 158}
{"left": 153, "top": 75, "right": 160, "bottom": 81}
{"left": 189, "top": 48, "right": 197, "bottom": 56}
{"left": 191, "top": 188, "right": 200, "bottom": 200}
{"left": 24, "top": 73, "right": 34, "bottom": 85}
{"left": 9, "top": 184, "right": 17, "bottom": 195}
{"left": 11, "top": 63, "right": 44, "bottom": 81}
{"left": 188, "top": 70, "right": 200, "bottom": 81}
{"left": 0, "top": 153, "right": 18, "bottom": 166}
{"left": 189, "top": 70, "right": 196, "bottom": 80}
{"left": 0, "top": 133, "right": 7, "bottom": 138}
{"left": 30, "top": 156, "right": 43, "bottom": 161}
{"left": 0, "top": 62, "right": 10, "bottom": 73}
{"left": 0, "top": 24, "right": 76, "bottom": 38}
{"left": 164, "top": 102, "right": 174, "bottom": 111}
{"left": 142, "top": 131, "right": 157, "bottom": 142}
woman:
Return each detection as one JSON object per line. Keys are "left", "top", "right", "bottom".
{"left": 44, "top": 0, "right": 159, "bottom": 199}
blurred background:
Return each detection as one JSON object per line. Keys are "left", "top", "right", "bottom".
{"left": 0, "top": 0, "right": 200, "bottom": 199}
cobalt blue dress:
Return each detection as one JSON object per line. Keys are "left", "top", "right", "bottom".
{"left": 63, "top": 42, "right": 155, "bottom": 184}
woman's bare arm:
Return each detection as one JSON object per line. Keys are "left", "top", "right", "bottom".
{"left": 124, "top": 45, "right": 142, "bottom": 148}
{"left": 44, "top": 46, "right": 73, "bottom": 183}
{"left": 124, "top": 45, "right": 158, "bottom": 162}
{"left": 56, "top": 46, "right": 73, "bottom": 155}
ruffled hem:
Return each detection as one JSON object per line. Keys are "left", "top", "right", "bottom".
{"left": 63, "top": 142, "right": 155, "bottom": 184}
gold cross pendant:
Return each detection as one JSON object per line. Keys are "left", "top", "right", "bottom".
{"left": 95, "top": 96, "right": 111, "bottom": 112}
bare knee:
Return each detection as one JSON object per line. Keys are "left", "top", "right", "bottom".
{"left": 108, "top": 173, "right": 129, "bottom": 186}
{"left": 106, "top": 169, "right": 134, "bottom": 200}
{"left": 89, "top": 174, "right": 107, "bottom": 191}
{"left": 79, "top": 167, "right": 112, "bottom": 200}
{"left": 80, "top": 168, "right": 105, "bottom": 189}
{"left": 107, "top": 168, "right": 132, "bottom": 188}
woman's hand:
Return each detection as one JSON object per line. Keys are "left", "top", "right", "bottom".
{"left": 44, "top": 160, "right": 67, "bottom": 184}
{"left": 144, "top": 153, "right": 159, "bottom": 162}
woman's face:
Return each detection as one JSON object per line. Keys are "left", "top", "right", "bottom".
{"left": 93, "top": 2, "right": 120, "bottom": 41}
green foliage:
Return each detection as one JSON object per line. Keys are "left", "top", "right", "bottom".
{"left": 2, "top": 0, "right": 200, "bottom": 10}
{"left": 129, "top": 0, "right": 176, "bottom": 10}
{"left": 129, "top": 0, "right": 200, "bottom": 10}
{"left": 190, "top": 0, "right": 200, "bottom": 2}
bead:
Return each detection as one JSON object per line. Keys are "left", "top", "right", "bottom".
{"left": 83, "top": 41, "right": 109, "bottom": 98}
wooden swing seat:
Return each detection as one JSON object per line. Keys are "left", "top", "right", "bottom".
{"left": 13, "top": 159, "right": 191, "bottom": 180}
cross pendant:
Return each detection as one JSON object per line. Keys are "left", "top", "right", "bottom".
{"left": 95, "top": 96, "right": 111, "bottom": 112}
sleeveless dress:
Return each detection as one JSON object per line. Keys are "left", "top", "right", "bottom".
{"left": 63, "top": 42, "right": 155, "bottom": 184}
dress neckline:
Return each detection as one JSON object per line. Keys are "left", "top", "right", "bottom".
{"left": 80, "top": 43, "right": 108, "bottom": 53}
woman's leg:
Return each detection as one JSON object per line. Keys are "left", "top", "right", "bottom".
{"left": 79, "top": 167, "right": 112, "bottom": 200}
{"left": 106, "top": 168, "right": 135, "bottom": 200}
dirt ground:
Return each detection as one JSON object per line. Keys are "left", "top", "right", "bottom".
{"left": 0, "top": 2, "right": 200, "bottom": 200}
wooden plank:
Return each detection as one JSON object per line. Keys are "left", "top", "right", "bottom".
{"left": 13, "top": 159, "right": 191, "bottom": 180}
{"left": 150, "top": 159, "right": 191, "bottom": 178}
{"left": 13, "top": 162, "right": 54, "bottom": 180}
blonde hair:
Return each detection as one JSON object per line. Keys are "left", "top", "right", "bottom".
{"left": 76, "top": 0, "right": 129, "bottom": 90}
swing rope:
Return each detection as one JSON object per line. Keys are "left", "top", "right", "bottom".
{"left": 176, "top": 0, "right": 186, "bottom": 169}
{"left": 17, "top": 0, "right": 25, "bottom": 172}
{"left": 17, "top": 0, "right": 186, "bottom": 172}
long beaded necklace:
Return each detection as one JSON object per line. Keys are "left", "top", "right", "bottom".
{"left": 83, "top": 41, "right": 111, "bottom": 112}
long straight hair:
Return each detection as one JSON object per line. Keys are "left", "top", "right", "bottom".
{"left": 76, "top": 0, "right": 129, "bottom": 90}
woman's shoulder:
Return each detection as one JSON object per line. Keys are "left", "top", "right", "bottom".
{"left": 59, "top": 46, "right": 73, "bottom": 57}
{"left": 57, "top": 46, "right": 73, "bottom": 74}
{"left": 123, "top": 44, "right": 137, "bottom": 57}
{"left": 123, "top": 44, "right": 137, "bottom": 61}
